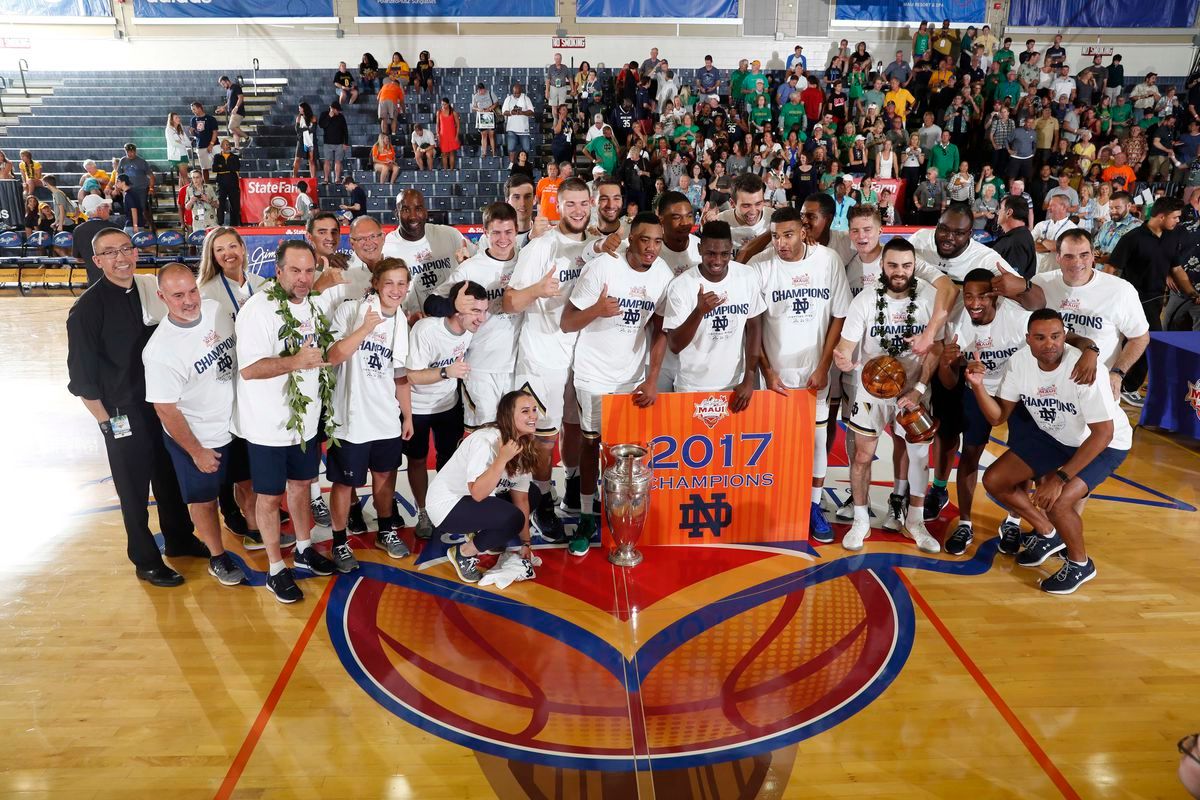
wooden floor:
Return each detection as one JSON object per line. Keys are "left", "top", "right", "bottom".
{"left": 3, "top": 294, "right": 1199, "bottom": 800}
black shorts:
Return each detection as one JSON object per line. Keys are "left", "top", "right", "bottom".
{"left": 326, "top": 437, "right": 404, "bottom": 487}
{"left": 932, "top": 375, "right": 965, "bottom": 440}
{"left": 225, "top": 435, "right": 251, "bottom": 485}
{"left": 163, "top": 433, "right": 228, "bottom": 504}
{"left": 247, "top": 436, "right": 322, "bottom": 496}
{"left": 961, "top": 389, "right": 993, "bottom": 448}
{"left": 402, "top": 403, "right": 463, "bottom": 469}
{"left": 1008, "top": 423, "right": 1129, "bottom": 492}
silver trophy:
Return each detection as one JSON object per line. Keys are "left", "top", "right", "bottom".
{"left": 602, "top": 443, "right": 654, "bottom": 567}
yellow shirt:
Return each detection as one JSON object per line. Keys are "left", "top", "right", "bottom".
{"left": 885, "top": 88, "right": 915, "bottom": 120}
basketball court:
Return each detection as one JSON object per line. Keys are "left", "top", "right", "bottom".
{"left": 4, "top": 294, "right": 1199, "bottom": 798}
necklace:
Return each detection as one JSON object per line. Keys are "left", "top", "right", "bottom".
{"left": 265, "top": 280, "right": 339, "bottom": 450}
{"left": 875, "top": 280, "right": 919, "bottom": 357}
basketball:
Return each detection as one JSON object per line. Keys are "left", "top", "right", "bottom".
{"left": 861, "top": 355, "right": 908, "bottom": 399}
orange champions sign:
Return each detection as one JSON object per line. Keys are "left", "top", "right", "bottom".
{"left": 600, "top": 389, "right": 815, "bottom": 546}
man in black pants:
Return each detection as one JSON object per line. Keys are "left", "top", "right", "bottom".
{"left": 211, "top": 139, "right": 242, "bottom": 227}
{"left": 66, "top": 228, "right": 203, "bottom": 587}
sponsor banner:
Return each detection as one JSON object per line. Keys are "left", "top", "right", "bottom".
{"left": 356, "top": 0, "right": 555, "bottom": 18}
{"left": 0, "top": 180, "right": 24, "bottom": 230}
{"left": 599, "top": 390, "right": 814, "bottom": 546}
{"left": 239, "top": 178, "right": 318, "bottom": 226}
{"left": 0, "top": 0, "right": 109, "bottom": 17}
{"left": 1009, "top": 0, "right": 1196, "bottom": 27}
{"left": 833, "top": 0, "right": 984, "bottom": 24}
{"left": 133, "top": 0, "right": 333, "bottom": 19}
{"left": 576, "top": 0, "right": 736, "bottom": 17}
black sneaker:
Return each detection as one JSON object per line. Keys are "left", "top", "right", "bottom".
{"left": 448, "top": 544, "right": 482, "bottom": 583}
{"left": 944, "top": 523, "right": 974, "bottom": 556}
{"left": 996, "top": 519, "right": 1023, "bottom": 555}
{"left": 1016, "top": 532, "right": 1066, "bottom": 568}
{"left": 243, "top": 529, "right": 266, "bottom": 551}
{"left": 560, "top": 474, "right": 582, "bottom": 514}
{"left": 532, "top": 494, "right": 567, "bottom": 543}
{"left": 293, "top": 546, "right": 335, "bottom": 576}
{"left": 165, "top": 538, "right": 212, "bottom": 558}
{"left": 266, "top": 568, "right": 304, "bottom": 604}
{"left": 1040, "top": 558, "right": 1097, "bottom": 595}
{"left": 924, "top": 484, "right": 949, "bottom": 521}
{"left": 348, "top": 501, "right": 368, "bottom": 535}
{"left": 208, "top": 553, "right": 247, "bottom": 585}
{"left": 310, "top": 496, "right": 332, "bottom": 528}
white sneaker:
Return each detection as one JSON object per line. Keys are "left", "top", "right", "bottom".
{"left": 841, "top": 518, "right": 871, "bottom": 551}
{"left": 904, "top": 519, "right": 941, "bottom": 554}
{"left": 882, "top": 493, "right": 906, "bottom": 532}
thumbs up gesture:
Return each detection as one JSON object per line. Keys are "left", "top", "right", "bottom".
{"left": 446, "top": 356, "right": 470, "bottom": 379}
{"left": 536, "top": 266, "right": 561, "bottom": 299}
{"left": 595, "top": 283, "right": 620, "bottom": 317}
{"left": 940, "top": 333, "right": 962, "bottom": 368}
{"left": 599, "top": 231, "right": 623, "bottom": 256}
{"left": 454, "top": 242, "right": 472, "bottom": 263}
{"left": 531, "top": 213, "right": 551, "bottom": 239}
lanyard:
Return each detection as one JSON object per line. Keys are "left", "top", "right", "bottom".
{"left": 220, "top": 272, "right": 251, "bottom": 314}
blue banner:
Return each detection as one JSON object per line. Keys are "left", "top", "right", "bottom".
{"left": 1009, "top": 0, "right": 1196, "bottom": 27}
{"left": 356, "top": 0, "right": 554, "bottom": 17}
{"left": 133, "top": 0, "right": 332, "bottom": 19}
{"left": 0, "top": 0, "right": 110, "bottom": 15}
{"left": 834, "top": 0, "right": 983, "bottom": 23}
{"left": 576, "top": 0, "right": 736, "bottom": 18}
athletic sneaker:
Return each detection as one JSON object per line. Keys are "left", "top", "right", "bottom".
{"left": 1040, "top": 558, "right": 1097, "bottom": 595}
{"left": 809, "top": 502, "right": 834, "bottom": 543}
{"left": 569, "top": 515, "right": 596, "bottom": 556}
{"left": 533, "top": 494, "right": 567, "bottom": 543}
{"left": 376, "top": 530, "right": 411, "bottom": 559}
{"left": 944, "top": 523, "right": 974, "bottom": 556}
{"left": 841, "top": 518, "right": 871, "bottom": 551}
{"left": 448, "top": 544, "right": 482, "bottom": 583}
{"left": 243, "top": 530, "right": 295, "bottom": 550}
{"left": 310, "top": 496, "right": 332, "bottom": 527}
{"left": 996, "top": 519, "right": 1023, "bottom": 555}
{"left": 266, "top": 568, "right": 303, "bottom": 604}
{"left": 348, "top": 501, "right": 368, "bottom": 535}
{"left": 835, "top": 498, "right": 875, "bottom": 522}
{"left": 924, "top": 484, "right": 949, "bottom": 521}
{"left": 1016, "top": 532, "right": 1066, "bottom": 567}
{"left": 208, "top": 553, "right": 246, "bottom": 586}
{"left": 903, "top": 519, "right": 942, "bottom": 553}
{"left": 332, "top": 543, "right": 359, "bottom": 573}
{"left": 560, "top": 474, "right": 582, "bottom": 514}
{"left": 414, "top": 509, "right": 434, "bottom": 541}
{"left": 882, "top": 493, "right": 907, "bottom": 532}
{"left": 293, "top": 546, "right": 335, "bottom": 576}
{"left": 1119, "top": 390, "right": 1145, "bottom": 408}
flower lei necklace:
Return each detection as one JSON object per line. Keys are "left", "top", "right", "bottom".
{"left": 875, "top": 279, "right": 919, "bottom": 357}
{"left": 266, "top": 280, "right": 338, "bottom": 450}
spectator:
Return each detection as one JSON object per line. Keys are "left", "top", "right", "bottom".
{"left": 1075, "top": 183, "right": 1101, "bottom": 233}
{"left": 164, "top": 114, "right": 191, "bottom": 186}
{"left": 211, "top": 138, "right": 241, "bottom": 227}
{"left": 550, "top": 104, "right": 575, "bottom": 165}
{"left": 318, "top": 100, "right": 350, "bottom": 184}
{"left": 1130, "top": 72, "right": 1160, "bottom": 112}
{"left": 182, "top": 169, "right": 217, "bottom": 234}
{"left": 71, "top": 198, "right": 120, "bottom": 284}
{"left": 830, "top": 178, "right": 857, "bottom": 231}
{"left": 510, "top": 150, "right": 535, "bottom": 180}
{"left": 436, "top": 97, "right": 462, "bottom": 169}
{"left": 333, "top": 61, "right": 359, "bottom": 105}
{"left": 546, "top": 53, "right": 572, "bottom": 110}
{"left": 501, "top": 84, "right": 535, "bottom": 165}
{"left": 294, "top": 180, "right": 314, "bottom": 222}
{"left": 188, "top": 101, "right": 218, "bottom": 180}
{"left": 371, "top": 133, "right": 399, "bottom": 185}
{"left": 77, "top": 158, "right": 112, "bottom": 203}
{"left": 1043, "top": 172, "right": 1080, "bottom": 214}
{"left": 1031, "top": 195, "right": 1080, "bottom": 273}
{"left": 340, "top": 175, "right": 368, "bottom": 220}
{"left": 988, "top": 105, "right": 1016, "bottom": 176}
{"left": 989, "top": 194, "right": 1036, "bottom": 278}
{"left": 261, "top": 204, "right": 283, "bottom": 227}
{"left": 117, "top": 144, "right": 155, "bottom": 233}
{"left": 216, "top": 75, "right": 247, "bottom": 149}
{"left": 885, "top": 77, "right": 916, "bottom": 124}
{"left": 586, "top": 125, "right": 619, "bottom": 175}
{"left": 947, "top": 160, "right": 974, "bottom": 203}
{"left": 387, "top": 51, "right": 410, "bottom": 86}
{"left": 359, "top": 52, "right": 379, "bottom": 94}
{"left": 1101, "top": 149, "right": 1137, "bottom": 192}
{"left": 411, "top": 122, "right": 437, "bottom": 172}
{"left": 875, "top": 138, "right": 898, "bottom": 179}
{"left": 913, "top": 166, "right": 947, "bottom": 224}
{"left": 377, "top": 77, "right": 404, "bottom": 137}
{"left": 929, "top": 130, "right": 960, "bottom": 181}
{"left": 1148, "top": 115, "right": 1182, "bottom": 181}
{"left": 42, "top": 176, "right": 77, "bottom": 232}
{"left": 696, "top": 54, "right": 722, "bottom": 102}
{"left": 18, "top": 149, "right": 43, "bottom": 194}
{"left": 1093, "top": 191, "right": 1140, "bottom": 268}
{"left": 1106, "top": 55, "right": 1125, "bottom": 104}
{"left": 470, "top": 83, "right": 498, "bottom": 157}
{"left": 413, "top": 51, "right": 435, "bottom": 94}
{"left": 0, "top": 149, "right": 13, "bottom": 180}
{"left": 972, "top": 181, "right": 999, "bottom": 231}
{"left": 292, "top": 102, "right": 318, "bottom": 182}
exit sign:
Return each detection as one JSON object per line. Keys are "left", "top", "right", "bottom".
{"left": 552, "top": 36, "right": 586, "bottom": 48}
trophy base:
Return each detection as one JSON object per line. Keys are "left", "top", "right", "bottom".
{"left": 608, "top": 545, "right": 644, "bottom": 567}
{"left": 903, "top": 417, "right": 940, "bottom": 444}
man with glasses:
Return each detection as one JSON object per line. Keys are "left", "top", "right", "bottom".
{"left": 67, "top": 229, "right": 202, "bottom": 587}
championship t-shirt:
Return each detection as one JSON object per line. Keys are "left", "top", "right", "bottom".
{"left": 569, "top": 252, "right": 673, "bottom": 388}
{"left": 754, "top": 244, "right": 852, "bottom": 388}
{"left": 143, "top": 299, "right": 236, "bottom": 449}
{"left": 381, "top": 224, "right": 470, "bottom": 313}
{"left": 425, "top": 427, "right": 532, "bottom": 527}
{"left": 199, "top": 271, "right": 269, "bottom": 323}
{"left": 406, "top": 316, "right": 473, "bottom": 415}
{"left": 998, "top": 345, "right": 1132, "bottom": 450}
{"left": 845, "top": 251, "right": 946, "bottom": 296}
{"left": 841, "top": 278, "right": 942, "bottom": 388}
{"left": 946, "top": 299, "right": 1031, "bottom": 393}
{"left": 330, "top": 298, "right": 409, "bottom": 443}
{"left": 1031, "top": 269, "right": 1149, "bottom": 369}
{"left": 509, "top": 228, "right": 591, "bottom": 373}
{"left": 717, "top": 206, "right": 774, "bottom": 250}
{"left": 663, "top": 263, "right": 765, "bottom": 391}
{"left": 659, "top": 236, "right": 702, "bottom": 277}
{"left": 909, "top": 228, "right": 1018, "bottom": 283}
{"left": 434, "top": 250, "right": 520, "bottom": 374}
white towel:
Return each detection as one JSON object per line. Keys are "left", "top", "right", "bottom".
{"left": 479, "top": 551, "right": 541, "bottom": 590}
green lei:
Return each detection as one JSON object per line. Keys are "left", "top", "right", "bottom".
{"left": 875, "top": 280, "right": 919, "bottom": 357}
{"left": 265, "top": 280, "right": 338, "bottom": 450}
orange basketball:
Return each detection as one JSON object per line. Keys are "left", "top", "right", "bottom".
{"left": 861, "top": 355, "right": 908, "bottom": 399}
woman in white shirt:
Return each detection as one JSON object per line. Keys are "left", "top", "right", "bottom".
{"left": 875, "top": 138, "right": 898, "bottom": 179}
{"left": 197, "top": 227, "right": 270, "bottom": 323}
{"left": 427, "top": 390, "right": 542, "bottom": 583}
{"left": 165, "top": 112, "right": 191, "bottom": 185}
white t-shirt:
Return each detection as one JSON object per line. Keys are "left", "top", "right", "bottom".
{"left": 569, "top": 253, "right": 673, "bottom": 388}
{"left": 1030, "top": 217, "right": 1080, "bottom": 273}
{"left": 434, "top": 250, "right": 520, "bottom": 374}
{"left": 406, "top": 316, "right": 473, "bottom": 415}
{"left": 718, "top": 207, "right": 774, "bottom": 250}
{"left": 143, "top": 299, "right": 236, "bottom": 449}
{"left": 1031, "top": 269, "right": 1149, "bottom": 369}
{"left": 425, "top": 426, "right": 532, "bottom": 527}
{"left": 844, "top": 250, "right": 945, "bottom": 297}
{"left": 659, "top": 236, "right": 702, "bottom": 277}
{"left": 343, "top": 252, "right": 381, "bottom": 300}
{"left": 411, "top": 128, "right": 436, "bottom": 149}
{"left": 663, "top": 263, "right": 765, "bottom": 391}
{"left": 501, "top": 94, "right": 534, "bottom": 134}
{"left": 841, "top": 278, "right": 942, "bottom": 388}
{"left": 199, "top": 270, "right": 269, "bottom": 324}
{"left": 909, "top": 228, "right": 1018, "bottom": 283}
{"left": 233, "top": 285, "right": 346, "bottom": 446}
{"left": 946, "top": 299, "right": 1031, "bottom": 393}
{"left": 508, "top": 228, "right": 591, "bottom": 373}
{"left": 998, "top": 345, "right": 1132, "bottom": 450}
{"left": 381, "top": 224, "right": 469, "bottom": 313}
{"left": 754, "top": 244, "right": 852, "bottom": 388}
{"left": 330, "top": 298, "right": 409, "bottom": 443}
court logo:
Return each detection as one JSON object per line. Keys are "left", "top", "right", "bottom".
{"left": 1187, "top": 379, "right": 1200, "bottom": 420}
{"left": 693, "top": 394, "right": 730, "bottom": 429}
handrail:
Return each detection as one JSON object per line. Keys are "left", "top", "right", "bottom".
{"left": 0, "top": 76, "right": 6, "bottom": 117}
{"left": 252, "top": 58, "right": 260, "bottom": 97}
{"left": 17, "top": 58, "right": 29, "bottom": 98}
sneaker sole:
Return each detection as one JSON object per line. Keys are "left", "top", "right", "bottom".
{"left": 944, "top": 536, "right": 973, "bottom": 557}
{"left": 902, "top": 527, "right": 942, "bottom": 554}
{"left": 448, "top": 549, "right": 481, "bottom": 583}
{"left": 208, "top": 565, "right": 245, "bottom": 586}
{"left": 377, "top": 542, "right": 411, "bottom": 559}
{"left": 334, "top": 561, "right": 359, "bottom": 574}
{"left": 243, "top": 537, "right": 267, "bottom": 551}
{"left": 294, "top": 559, "right": 334, "bottom": 577}
{"left": 1041, "top": 567, "right": 1097, "bottom": 595}
{"left": 267, "top": 585, "right": 303, "bottom": 604}
{"left": 1017, "top": 540, "right": 1066, "bottom": 568}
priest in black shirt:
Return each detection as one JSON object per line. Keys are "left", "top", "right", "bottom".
{"left": 66, "top": 228, "right": 201, "bottom": 587}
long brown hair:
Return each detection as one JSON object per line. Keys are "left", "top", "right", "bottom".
{"left": 489, "top": 390, "right": 540, "bottom": 476}
{"left": 197, "top": 226, "right": 247, "bottom": 286}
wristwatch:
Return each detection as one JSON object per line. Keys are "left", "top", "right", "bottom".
{"left": 1054, "top": 468, "right": 1071, "bottom": 482}
{"left": 1084, "top": 343, "right": 1100, "bottom": 355}
{"left": 1023, "top": 277, "right": 1033, "bottom": 294}
{"left": 99, "top": 420, "right": 112, "bottom": 435}
{"left": 1109, "top": 366, "right": 1127, "bottom": 378}
{"left": 439, "top": 366, "right": 449, "bottom": 380}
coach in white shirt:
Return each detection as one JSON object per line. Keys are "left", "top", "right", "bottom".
{"left": 1030, "top": 195, "right": 1080, "bottom": 273}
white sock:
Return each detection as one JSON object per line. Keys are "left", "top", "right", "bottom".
{"left": 295, "top": 538, "right": 311, "bottom": 553}
{"left": 1069, "top": 557, "right": 1089, "bottom": 566}
{"left": 534, "top": 479, "right": 551, "bottom": 495}
{"left": 812, "top": 422, "right": 828, "bottom": 480}
{"left": 1005, "top": 514, "right": 1021, "bottom": 525}
{"left": 811, "top": 486, "right": 823, "bottom": 504}
{"left": 853, "top": 505, "right": 869, "bottom": 523}
{"left": 1038, "top": 527, "right": 1057, "bottom": 538}
{"left": 309, "top": 483, "right": 321, "bottom": 500}
{"left": 895, "top": 479, "right": 909, "bottom": 496}
{"left": 580, "top": 494, "right": 595, "bottom": 516}
{"left": 269, "top": 560, "right": 286, "bottom": 576}
{"left": 960, "top": 519, "right": 973, "bottom": 528}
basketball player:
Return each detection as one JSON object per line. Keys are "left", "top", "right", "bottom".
{"left": 663, "top": 220, "right": 763, "bottom": 404}
{"left": 833, "top": 238, "right": 943, "bottom": 554}
{"left": 404, "top": 280, "right": 489, "bottom": 540}
{"left": 382, "top": 188, "right": 473, "bottom": 313}
{"left": 324, "top": 258, "right": 415, "bottom": 572}
{"left": 143, "top": 264, "right": 246, "bottom": 587}
{"left": 717, "top": 173, "right": 773, "bottom": 252}
{"left": 971, "top": 309, "right": 1131, "bottom": 594}
{"left": 591, "top": 175, "right": 628, "bottom": 240}
{"left": 235, "top": 240, "right": 346, "bottom": 603}
{"left": 585, "top": 188, "right": 694, "bottom": 273}
{"left": 561, "top": 212, "right": 673, "bottom": 555}
{"left": 477, "top": 174, "right": 548, "bottom": 252}
{"left": 738, "top": 193, "right": 851, "bottom": 268}
{"left": 503, "top": 177, "right": 594, "bottom": 543}
{"left": 425, "top": 202, "right": 521, "bottom": 429}
{"left": 752, "top": 206, "right": 852, "bottom": 541}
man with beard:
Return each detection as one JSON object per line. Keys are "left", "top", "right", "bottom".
{"left": 590, "top": 175, "right": 629, "bottom": 240}
{"left": 833, "top": 238, "right": 944, "bottom": 553}
{"left": 383, "top": 188, "right": 473, "bottom": 314}
{"left": 750, "top": 207, "right": 852, "bottom": 541}
{"left": 971, "top": 309, "right": 1131, "bottom": 594}
{"left": 561, "top": 212, "right": 673, "bottom": 556}
{"left": 235, "top": 241, "right": 347, "bottom": 603}
{"left": 504, "top": 178, "right": 594, "bottom": 543}
{"left": 1092, "top": 191, "right": 1141, "bottom": 271}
